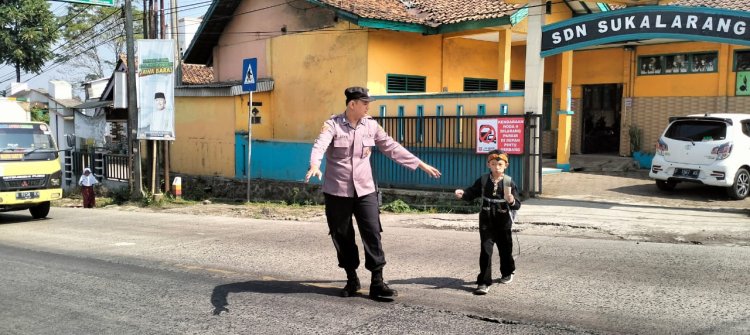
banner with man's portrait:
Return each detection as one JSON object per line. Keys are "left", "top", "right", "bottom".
{"left": 136, "top": 40, "right": 175, "bottom": 140}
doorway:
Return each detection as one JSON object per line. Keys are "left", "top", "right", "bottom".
{"left": 581, "top": 84, "right": 622, "bottom": 154}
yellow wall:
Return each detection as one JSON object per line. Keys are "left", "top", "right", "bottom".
{"left": 634, "top": 42, "right": 725, "bottom": 97}
{"left": 367, "top": 30, "right": 443, "bottom": 94}
{"left": 443, "top": 38, "right": 498, "bottom": 92}
{"left": 172, "top": 96, "right": 236, "bottom": 177}
{"left": 234, "top": 92, "right": 273, "bottom": 139}
{"left": 269, "top": 21, "right": 369, "bottom": 141}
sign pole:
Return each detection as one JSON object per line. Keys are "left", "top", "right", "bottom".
{"left": 246, "top": 92, "right": 253, "bottom": 203}
{"left": 241, "top": 57, "right": 257, "bottom": 203}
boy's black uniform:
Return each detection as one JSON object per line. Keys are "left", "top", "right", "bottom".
{"left": 460, "top": 173, "right": 521, "bottom": 286}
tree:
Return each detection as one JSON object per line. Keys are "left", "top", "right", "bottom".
{"left": 56, "top": 1, "right": 143, "bottom": 82}
{"left": 0, "top": 0, "right": 59, "bottom": 82}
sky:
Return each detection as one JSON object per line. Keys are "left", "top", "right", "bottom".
{"left": 0, "top": 0, "right": 211, "bottom": 94}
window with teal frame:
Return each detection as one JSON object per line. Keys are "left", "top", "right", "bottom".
{"left": 455, "top": 105, "right": 464, "bottom": 144}
{"left": 387, "top": 74, "right": 427, "bottom": 93}
{"left": 464, "top": 78, "right": 498, "bottom": 91}
{"left": 379, "top": 105, "right": 387, "bottom": 118}
{"left": 416, "top": 105, "right": 424, "bottom": 143}
{"left": 436, "top": 105, "right": 444, "bottom": 144}
{"left": 477, "top": 104, "right": 486, "bottom": 116}
{"left": 397, "top": 106, "right": 405, "bottom": 142}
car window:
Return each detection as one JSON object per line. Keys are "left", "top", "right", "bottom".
{"left": 665, "top": 120, "right": 726, "bottom": 141}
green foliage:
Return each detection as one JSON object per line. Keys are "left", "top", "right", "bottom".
{"left": 628, "top": 125, "right": 643, "bottom": 155}
{"left": 30, "top": 107, "right": 49, "bottom": 123}
{"left": 0, "top": 0, "right": 60, "bottom": 81}
{"left": 381, "top": 199, "right": 414, "bottom": 213}
{"left": 56, "top": 1, "right": 143, "bottom": 80}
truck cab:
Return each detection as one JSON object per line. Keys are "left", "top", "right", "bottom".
{"left": 1, "top": 99, "right": 62, "bottom": 218}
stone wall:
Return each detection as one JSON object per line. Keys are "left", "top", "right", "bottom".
{"left": 173, "top": 174, "right": 480, "bottom": 213}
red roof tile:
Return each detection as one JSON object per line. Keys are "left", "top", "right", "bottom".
{"left": 671, "top": 0, "right": 750, "bottom": 11}
{"left": 181, "top": 63, "right": 214, "bottom": 85}
{"left": 316, "top": 0, "right": 521, "bottom": 26}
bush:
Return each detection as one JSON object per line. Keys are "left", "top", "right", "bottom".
{"left": 381, "top": 199, "right": 413, "bottom": 213}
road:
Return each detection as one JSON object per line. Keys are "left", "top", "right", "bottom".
{"left": 1, "top": 208, "right": 749, "bottom": 334}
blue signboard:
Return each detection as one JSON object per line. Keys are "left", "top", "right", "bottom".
{"left": 242, "top": 58, "right": 257, "bottom": 92}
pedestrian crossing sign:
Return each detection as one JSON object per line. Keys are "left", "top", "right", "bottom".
{"left": 242, "top": 58, "right": 257, "bottom": 92}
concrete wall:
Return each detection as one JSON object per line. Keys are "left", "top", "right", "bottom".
{"left": 171, "top": 96, "right": 237, "bottom": 177}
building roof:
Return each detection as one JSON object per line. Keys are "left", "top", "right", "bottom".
{"left": 671, "top": 0, "right": 750, "bottom": 11}
{"left": 182, "top": 63, "right": 214, "bottom": 85}
{"left": 311, "top": 0, "right": 520, "bottom": 26}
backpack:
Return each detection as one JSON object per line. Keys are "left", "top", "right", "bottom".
{"left": 480, "top": 173, "right": 517, "bottom": 224}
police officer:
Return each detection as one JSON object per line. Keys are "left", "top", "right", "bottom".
{"left": 305, "top": 86, "right": 441, "bottom": 301}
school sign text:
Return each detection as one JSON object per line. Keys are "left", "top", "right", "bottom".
{"left": 541, "top": 6, "right": 750, "bottom": 57}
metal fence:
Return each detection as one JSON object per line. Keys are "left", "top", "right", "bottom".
{"left": 372, "top": 114, "right": 541, "bottom": 194}
{"left": 66, "top": 151, "right": 130, "bottom": 185}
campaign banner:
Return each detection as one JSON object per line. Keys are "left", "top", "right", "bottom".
{"left": 475, "top": 117, "right": 525, "bottom": 155}
{"left": 136, "top": 40, "right": 175, "bottom": 140}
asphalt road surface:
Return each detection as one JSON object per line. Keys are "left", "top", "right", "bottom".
{"left": 1, "top": 208, "right": 748, "bottom": 334}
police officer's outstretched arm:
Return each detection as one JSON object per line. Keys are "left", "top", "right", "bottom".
{"left": 418, "top": 161, "right": 441, "bottom": 178}
{"left": 305, "top": 120, "right": 335, "bottom": 183}
{"left": 373, "top": 122, "right": 441, "bottom": 178}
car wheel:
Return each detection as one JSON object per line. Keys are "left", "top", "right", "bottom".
{"left": 29, "top": 201, "right": 50, "bottom": 219}
{"left": 656, "top": 180, "right": 677, "bottom": 191}
{"left": 726, "top": 168, "right": 750, "bottom": 200}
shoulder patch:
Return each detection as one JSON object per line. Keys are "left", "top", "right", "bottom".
{"left": 320, "top": 124, "right": 331, "bottom": 134}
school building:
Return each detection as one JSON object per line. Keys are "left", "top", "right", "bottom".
{"left": 175, "top": 0, "right": 750, "bottom": 193}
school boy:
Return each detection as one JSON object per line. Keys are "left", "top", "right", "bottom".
{"left": 454, "top": 149, "right": 521, "bottom": 295}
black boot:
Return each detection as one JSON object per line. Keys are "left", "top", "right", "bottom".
{"left": 369, "top": 269, "right": 398, "bottom": 301}
{"left": 340, "top": 268, "right": 361, "bottom": 297}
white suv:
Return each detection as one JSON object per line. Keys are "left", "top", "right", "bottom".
{"left": 649, "top": 113, "right": 750, "bottom": 200}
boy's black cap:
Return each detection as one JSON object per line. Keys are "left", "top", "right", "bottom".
{"left": 154, "top": 92, "right": 166, "bottom": 99}
{"left": 345, "top": 86, "right": 375, "bottom": 103}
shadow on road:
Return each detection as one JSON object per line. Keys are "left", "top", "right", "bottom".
{"left": 211, "top": 276, "right": 476, "bottom": 314}
{"left": 389, "top": 276, "right": 474, "bottom": 293}
{"left": 211, "top": 280, "right": 342, "bottom": 315}
{"left": 0, "top": 213, "right": 48, "bottom": 224}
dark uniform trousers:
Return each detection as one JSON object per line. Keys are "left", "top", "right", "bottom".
{"left": 477, "top": 210, "right": 515, "bottom": 285}
{"left": 324, "top": 192, "right": 385, "bottom": 272}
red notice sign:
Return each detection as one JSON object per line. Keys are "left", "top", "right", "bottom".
{"left": 498, "top": 117, "right": 524, "bottom": 154}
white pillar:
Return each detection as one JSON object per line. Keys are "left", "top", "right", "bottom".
{"left": 523, "top": 0, "right": 545, "bottom": 196}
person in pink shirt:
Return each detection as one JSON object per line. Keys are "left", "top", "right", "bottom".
{"left": 305, "top": 86, "right": 441, "bottom": 301}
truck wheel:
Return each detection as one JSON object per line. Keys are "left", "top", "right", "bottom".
{"left": 656, "top": 180, "right": 677, "bottom": 191}
{"left": 29, "top": 201, "right": 51, "bottom": 219}
{"left": 726, "top": 168, "right": 749, "bottom": 200}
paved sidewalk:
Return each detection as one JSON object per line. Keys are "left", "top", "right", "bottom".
{"left": 383, "top": 154, "right": 749, "bottom": 246}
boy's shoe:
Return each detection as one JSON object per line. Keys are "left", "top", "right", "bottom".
{"left": 340, "top": 278, "right": 361, "bottom": 297}
{"left": 473, "top": 284, "right": 490, "bottom": 295}
{"left": 499, "top": 274, "right": 514, "bottom": 284}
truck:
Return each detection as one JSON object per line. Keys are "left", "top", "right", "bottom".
{"left": 0, "top": 98, "right": 62, "bottom": 218}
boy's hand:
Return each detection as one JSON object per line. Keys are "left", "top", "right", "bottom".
{"left": 504, "top": 193, "right": 515, "bottom": 205}
{"left": 454, "top": 189, "right": 464, "bottom": 199}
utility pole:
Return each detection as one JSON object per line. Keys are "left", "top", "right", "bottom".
{"left": 124, "top": 0, "right": 144, "bottom": 199}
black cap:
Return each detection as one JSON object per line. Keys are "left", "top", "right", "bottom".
{"left": 154, "top": 92, "right": 166, "bottom": 99}
{"left": 345, "top": 86, "right": 375, "bottom": 104}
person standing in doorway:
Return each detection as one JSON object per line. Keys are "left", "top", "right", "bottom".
{"left": 305, "top": 86, "right": 442, "bottom": 301}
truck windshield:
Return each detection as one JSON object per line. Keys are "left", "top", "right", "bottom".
{"left": 0, "top": 124, "right": 58, "bottom": 161}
